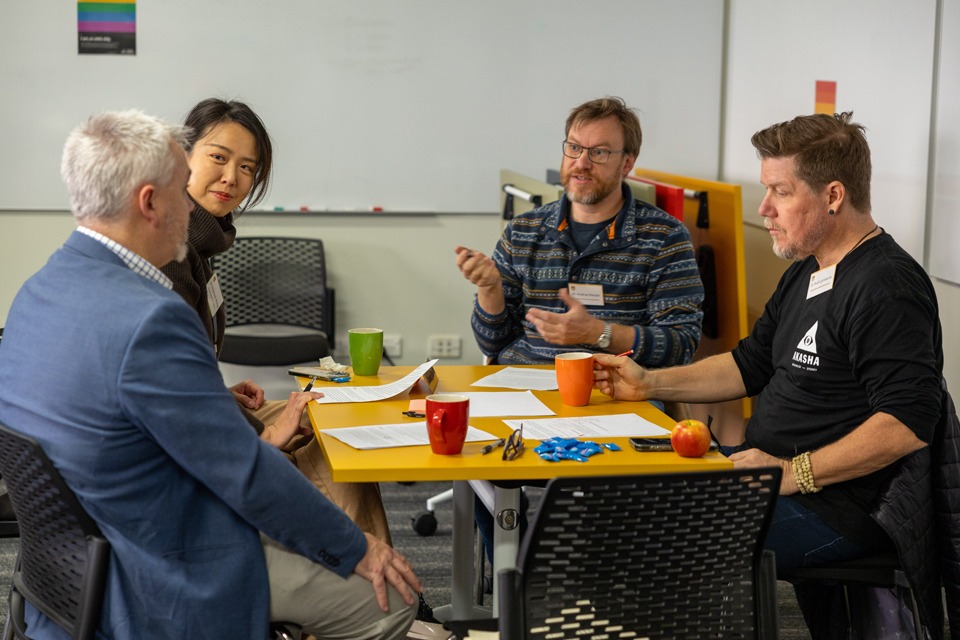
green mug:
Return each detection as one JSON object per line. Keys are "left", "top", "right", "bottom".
{"left": 348, "top": 328, "right": 383, "bottom": 376}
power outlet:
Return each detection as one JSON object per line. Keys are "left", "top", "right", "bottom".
{"left": 383, "top": 334, "right": 402, "bottom": 358}
{"left": 427, "top": 334, "right": 461, "bottom": 359}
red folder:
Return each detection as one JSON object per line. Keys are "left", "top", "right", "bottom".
{"left": 628, "top": 176, "right": 684, "bottom": 222}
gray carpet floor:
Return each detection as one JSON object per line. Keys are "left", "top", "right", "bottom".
{"left": 0, "top": 481, "right": 814, "bottom": 637}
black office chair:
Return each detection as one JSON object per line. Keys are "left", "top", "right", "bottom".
{"left": 778, "top": 551, "right": 923, "bottom": 634}
{"left": 0, "top": 328, "right": 18, "bottom": 538}
{"left": 446, "top": 468, "right": 782, "bottom": 640}
{"left": 0, "top": 421, "right": 304, "bottom": 640}
{"left": 777, "top": 380, "right": 960, "bottom": 640}
{"left": 210, "top": 237, "right": 335, "bottom": 366}
{"left": 0, "top": 492, "right": 18, "bottom": 538}
{"left": 0, "top": 422, "right": 109, "bottom": 640}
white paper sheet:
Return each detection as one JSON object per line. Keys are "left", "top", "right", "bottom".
{"left": 470, "top": 367, "right": 558, "bottom": 391}
{"left": 320, "top": 422, "right": 499, "bottom": 450}
{"left": 312, "top": 360, "right": 439, "bottom": 404}
{"left": 460, "top": 391, "right": 555, "bottom": 417}
{"left": 503, "top": 413, "right": 670, "bottom": 440}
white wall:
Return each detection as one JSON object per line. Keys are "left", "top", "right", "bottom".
{"left": 0, "top": 213, "right": 77, "bottom": 318}
{"left": 929, "top": 0, "right": 960, "bottom": 286}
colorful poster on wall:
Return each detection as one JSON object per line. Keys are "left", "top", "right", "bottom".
{"left": 78, "top": 1, "right": 136, "bottom": 55}
{"left": 815, "top": 80, "right": 836, "bottom": 115}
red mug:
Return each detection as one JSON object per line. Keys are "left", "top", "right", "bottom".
{"left": 426, "top": 394, "right": 469, "bottom": 455}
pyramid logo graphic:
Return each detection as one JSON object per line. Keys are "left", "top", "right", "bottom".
{"left": 797, "top": 322, "right": 818, "bottom": 354}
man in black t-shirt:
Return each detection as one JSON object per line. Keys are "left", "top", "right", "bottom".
{"left": 593, "top": 112, "right": 943, "bottom": 639}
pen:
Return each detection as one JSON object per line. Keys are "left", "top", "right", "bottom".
{"left": 303, "top": 376, "right": 318, "bottom": 392}
{"left": 480, "top": 438, "right": 505, "bottom": 455}
{"left": 615, "top": 350, "right": 634, "bottom": 357}
{"left": 402, "top": 411, "right": 426, "bottom": 418}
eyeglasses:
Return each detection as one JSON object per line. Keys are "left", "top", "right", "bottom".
{"left": 502, "top": 423, "right": 525, "bottom": 461}
{"left": 562, "top": 141, "right": 626, "bottom": 164}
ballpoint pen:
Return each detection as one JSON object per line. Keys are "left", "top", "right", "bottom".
{"left": 479, "top": 438, "right": 505, "bottom": 455}
{"left": 615, "top": 349, "right": 634, "bottom": 357}
{"left": 303, "top": 376, "right": 318, "bottom": 392}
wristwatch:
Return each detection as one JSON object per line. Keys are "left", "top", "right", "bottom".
{"left": 596, "top": 322, "right": 613, "bottom": 350}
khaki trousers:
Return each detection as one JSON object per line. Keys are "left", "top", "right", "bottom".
{"left": 253, "top": 400, "right": 393, "bottom": 545}
{"left": 262, "top": 534, "right": 415, "bottom": 639}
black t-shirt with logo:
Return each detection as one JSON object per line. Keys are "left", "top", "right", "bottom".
{"left": 732, "top": 232, "right": 942, "bottom": 549}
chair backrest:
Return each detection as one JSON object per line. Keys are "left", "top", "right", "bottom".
{"left": 210, "top": 236, "right": 333, "bottom": 337}
{"left": 0, "top": 422, "right": 109, "bottom": 640}
{"left": 499, "top": 468, "right": 781, "bottom": 640}
{"left": 0, "top": 328, "right": 19, "bottom": 538}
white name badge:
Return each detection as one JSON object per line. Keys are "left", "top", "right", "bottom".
{"left": 568, "top": 283, "right": 605, "bottom": 306}
{"left": 806, "top": 264, "right": 836, "bottom": 299}
{"left": 206, "top": 272, "right": 224, "bottom": 317}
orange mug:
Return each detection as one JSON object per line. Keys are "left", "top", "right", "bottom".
{"left": 426, "top": 394, "right": 469, "bottom": 455}
{"left": 555, "top": 352, "right": 595, "bottom": 406}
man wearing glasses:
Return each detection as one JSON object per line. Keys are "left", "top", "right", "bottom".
{"left": 455, "top": 96, "right": 704, "bottom": 571}
{"left": 455, "top": 96, "right": 703, "bottom": 369}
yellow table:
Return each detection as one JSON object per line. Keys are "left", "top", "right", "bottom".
{"left": 305, "top": 365, "right": 732, "bottom": 618}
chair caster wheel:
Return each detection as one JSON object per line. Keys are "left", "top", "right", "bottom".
{"left": 411, "top": 511, "right": 438, "bottom": 536}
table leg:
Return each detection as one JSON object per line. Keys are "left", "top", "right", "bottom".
{"left": 491, "top": 485, "right": 521, "bottom": 617}
{"left": 432, "top": 480, "right": 489, "bottom": 622}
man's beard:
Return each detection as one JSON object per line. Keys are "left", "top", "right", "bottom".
{"left": 561, "top": 167, "right": 619, "bottom": 205}
{"left": 769, "top": 215, "right": 830, "bottom": 261}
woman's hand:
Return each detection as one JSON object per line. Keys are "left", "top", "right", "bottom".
{"left": 230, "top": 379, "right": 266, "bottom": 411}
{"left": 260, "top": 391, "right": 322, "bottom": 449}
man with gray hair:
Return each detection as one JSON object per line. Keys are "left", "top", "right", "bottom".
{"left": 0, "top": 110, "right": 419, "bottom": 639}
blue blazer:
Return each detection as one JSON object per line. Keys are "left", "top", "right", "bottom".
{"left": 0, "top": 232, "right": 366, "bottom": 639}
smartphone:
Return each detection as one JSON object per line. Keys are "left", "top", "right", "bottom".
{"left": 629, "top": 437, "right": 674, "bottom": 452}
{"left": 629, "top": 437, "right": 719, "bottom": 452}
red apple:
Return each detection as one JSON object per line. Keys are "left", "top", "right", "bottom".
{"left": 670, "top": 419, "right": 712, "bottom": 458}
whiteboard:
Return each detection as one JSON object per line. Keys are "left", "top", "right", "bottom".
{"left": 723, "top": 0, "right": 936, "bottom": 263}
{"left": 0, "top": 0, "right": 723, "bottom": 213}
{"left": 930, "top": 0, "right": 960, "bottom": 284}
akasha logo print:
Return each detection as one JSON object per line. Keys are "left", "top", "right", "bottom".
{"left": 792, "top": 322, "right": 820, "bottom": 369}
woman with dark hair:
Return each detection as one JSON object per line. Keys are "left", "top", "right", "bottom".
{"left": 161, "top": 98, "right": 392, "bottom": 544}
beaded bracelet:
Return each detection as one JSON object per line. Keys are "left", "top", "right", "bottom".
{"left": 791, "top": 451, "right": 821, "bottom": 494}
